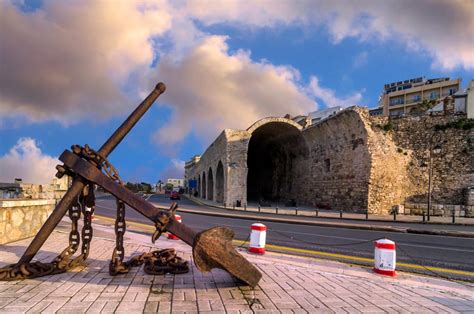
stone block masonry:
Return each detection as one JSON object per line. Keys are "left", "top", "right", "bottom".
{"left": 185, "top": 107, "right": 472, "bottom": 215}
{"left": 0, "top": 199, "right": 55, "bottom": 244}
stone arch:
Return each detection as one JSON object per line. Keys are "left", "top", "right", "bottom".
{"left": 202, "top": 171, "right": 207, "bottom": 199}
{"left": 246, "top": 120, "right": 308, "bottom": 204}
{"left": 197, "top": 175, "right": 201, "bottom": 197}
{"left": 247, "top": 117, "right": 303, "bottom": 134}
{"left": 215, "top": 161, "right": 225, "bottom": 203}
{"left": 207, "top": 167, "right": 214, "bottom": 201}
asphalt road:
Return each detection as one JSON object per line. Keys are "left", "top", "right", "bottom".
{"left": 94, "top": 194, "right": 474, "bottom": 280}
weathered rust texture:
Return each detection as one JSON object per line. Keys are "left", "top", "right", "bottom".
{"left": 60, "top": 149, "right": 261, "bottom": 286}
{"left": 1, "top": 82, "right": 262, "bottom": 287}
{"left": 193, "top": 227, "right": 262, "bottom": 287}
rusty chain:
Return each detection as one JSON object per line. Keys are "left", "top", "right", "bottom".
{"left": 0, "top": 190, "right": 88, "bottom": 280}
{"left": 76, "top": 144, "right": 188, "bottom": 276}
{"left": 0, "top": 144, "right": 188, "bottom": 281}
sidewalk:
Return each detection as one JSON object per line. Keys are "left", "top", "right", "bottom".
{"left": 187, "top": 196, "right": 474, "bottom": 226}
{"left": 0, "top": 222, "right": 473, "bottom": 313}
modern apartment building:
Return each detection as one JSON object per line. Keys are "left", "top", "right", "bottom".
{"left": 167, "top": 178, "right": 185, "bottom": 188}
{"left": 379, "top": 77, "right": 461, "bottom": 117}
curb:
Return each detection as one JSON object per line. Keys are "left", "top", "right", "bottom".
{"left": 186, "top": 196, "right": 473, "bottom": 226}
{"left": 175, "top": 196, "right": 474, "bottom": 239}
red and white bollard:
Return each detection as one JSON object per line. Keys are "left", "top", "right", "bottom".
{"left": 374, "top": 239, "right": 396, "bottom": 276}
{"left": 248, "top": 223, "right": 267, "bottom": 254}
{"left": 167, "top": 215, "right": 182, "bottom": 240}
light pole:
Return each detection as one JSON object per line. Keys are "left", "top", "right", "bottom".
{"left": 427, "top": 142, "right": 442, "bottom": 221}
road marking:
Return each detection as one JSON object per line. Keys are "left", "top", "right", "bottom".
{"left": 95, "top": 204, "right": 474, "bottom": 253}
{"left": 233, "top": 239, "right": 474, "bottom": 278}
{"left": 93, "top": 214, "right": 474, "bottom": 278}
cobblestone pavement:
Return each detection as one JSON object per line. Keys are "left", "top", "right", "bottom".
{"left": 0, "top": 222, "right": 473, "bottom": 313}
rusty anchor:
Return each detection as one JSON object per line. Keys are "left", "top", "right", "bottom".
{"left": 0, "top": 82, "right": 262, "bottom": 287}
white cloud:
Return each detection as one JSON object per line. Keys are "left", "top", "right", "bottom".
{"left": 0, "top": 0, "right": 172, "bottom": 124}
{"left": 149, "top": 36, "right": 315, "bottom": 147}
{"left": 0, "top": 138, "right": 58, "bottom": 184}
{"left": 159, "top": 158, "right": 185, "bottom": 180}
{"left": 307, "top": 76, "right": 363, "bottom": 108}
{"left": 182, "top": 0, "right": 474, "bottom": 70}
{"left": 1, "top": 0, "right": 471, "bottom": 128}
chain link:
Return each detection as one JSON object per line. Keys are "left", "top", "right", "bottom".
{"left": 109, "top": 199, "right": 129, "bottom": 275}
{"left": 53, "top": 199, "right": 81, "bottom": 270}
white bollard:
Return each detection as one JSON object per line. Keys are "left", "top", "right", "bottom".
{"left": 167, "top": 215, "right": 182, "bottom": 240}
{"left": 374, "top": 239, "right": 396, "bottom": 276}
{"left": 248, "top": 223, "right": 267, "bottom": 254}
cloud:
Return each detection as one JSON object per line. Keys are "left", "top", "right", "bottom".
{"left": 159, "top": 159, "right": 185, "bottom": 180}
{"left": 0, "top": 138, "right": 58, "bottom": 183}
{"left": 1, "top": 0, "right": 471, "bottom": 128}
{"left": 149, "top": 36, "right": 315, "bottom": 147}
{"left": 0, "top": 0, "right": 172, "bottom": 124}
{"left": 307, "top": 76, "right": 363, "bottom": 108}
{"left": 182, "top": 0, "right": 474, "bottom": 70}
{"left": 353, "top": 51, "right": 368, "bottom": 68}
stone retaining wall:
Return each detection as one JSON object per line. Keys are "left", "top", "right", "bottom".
{"left": 399, "top": 203, "right": 474, "bottom": 217}
{"left": 0, "top": 199, "right": 55, "bottom": 244}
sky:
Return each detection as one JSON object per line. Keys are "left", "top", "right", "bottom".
{"left": 0, "top": 0, "right": 473, "bottom": 184}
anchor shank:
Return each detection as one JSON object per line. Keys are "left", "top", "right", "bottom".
{"left": 98, "top": 83, "right": 166, "bottom": 156}
{"left": 16, "top": 83, "right": 166, "bottom": 265}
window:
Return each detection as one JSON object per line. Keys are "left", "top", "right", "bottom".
{"left": 430, "top": 91, "right": 439, "bottom": 99}
{"left": 390, "top": 98, "right": 404, "bottom": 106}
{"left": 413, "top": 95, "right": 421, "bottom": 102}
{"left": 449, "top": 88, "right": 457, "bottom": 95}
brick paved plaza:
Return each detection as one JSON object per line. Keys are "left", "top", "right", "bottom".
{"left": 0, "top": 222, "right": 473, "bottom": 313}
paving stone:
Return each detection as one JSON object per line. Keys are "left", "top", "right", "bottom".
{"left": 0, "top": 228, "right": 472, "bottom": 314}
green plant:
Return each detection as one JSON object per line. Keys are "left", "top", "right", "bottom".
{"left": 434, "top": 118, "right": 474, "bottom": 131}
{"left": 382, "top": 122, "right": 393, "bottom": 132}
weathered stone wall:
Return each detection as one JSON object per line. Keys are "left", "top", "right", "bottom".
{"left": 0, "top": 199, "right": 55, "bottom": 244}
{"left": 185, "top": 130, "right": 231, "bottom": 204}
{"left": 367, "top": 114, "right": 472, "bottom": 213}
{"left": 185, "top": 108, "right": 472, "bottom": 215}
{"left": 225, "top": 130, "right": 251, "bottom": 206}
{"left": 297, "top": 109, "right": 371, "bottom": 211}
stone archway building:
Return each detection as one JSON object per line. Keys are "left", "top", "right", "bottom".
{"left": 184, "top": 107, "right": 472, "bottom": 214}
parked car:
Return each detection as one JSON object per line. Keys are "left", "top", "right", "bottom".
{"left": 170, "top": 190, "right": 180, "bottom": 200}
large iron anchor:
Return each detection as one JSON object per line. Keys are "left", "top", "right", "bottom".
{"left": 3, "top": 82, "right": 262, "bottom": 287}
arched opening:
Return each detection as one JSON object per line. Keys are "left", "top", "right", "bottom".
{"left": 201, "top": 171, "right": 207, "bottom": 199}
{"left": 247, "top": 122, "right": 307, "bottom": 205}
{"left": 197, "top": 175, "right": 201, "bottom": 197}
{"left": 215, "top": 161, "right": 224, "bottom": 203}
{"left": 207, "top": 167, "right": 214, "bottom": 201}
